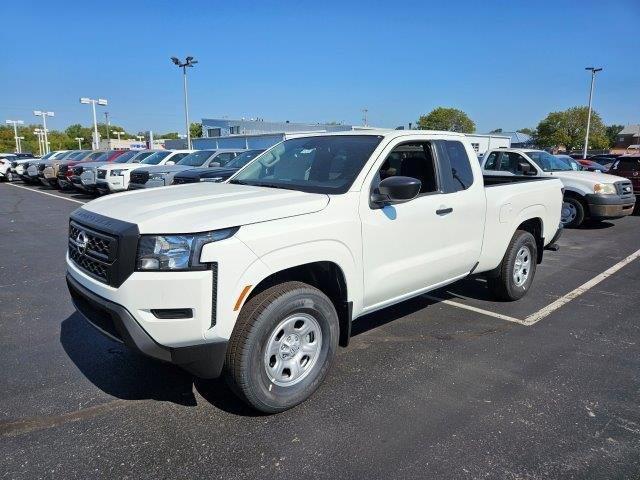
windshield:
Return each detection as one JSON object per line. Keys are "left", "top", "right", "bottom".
{"left": 141, "top": 151, "right": 172, "bottom": 165}
{"left": 39, "top": 152, "right": 55, "bottom": 160}
{"left": 177, "top": 150, "right": 216, "bottom": 167}
{"left": 527, "top": 151, "right": 578, "bottom": 172}
{"left": 114, "top": 150, "right": 139, "bottom": 163}
{"left": 92, "top": 152, "right": 109, "bottom": 163}
{"left": 66, "top": 151, "right": 87, "bottom": 160}
{"left": 85, "top": 152, "right": 104, "bottom": 161}
{"left": 230, "top": 135, "right": 383, "bottom": 194}
{"left": 226, "top": 150, "right": 265, "bottom": 169}
{"left": 131, "top": 151, "right": 155, "bottom": 163}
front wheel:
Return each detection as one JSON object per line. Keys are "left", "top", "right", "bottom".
{"left": 487, "top": 230, "right": 537, "bottom": 301}
{"left": 224, "top": 281, "right": 339, "bottom": 413}
{"left": 561, "top": 196, "right": 586, "bottom": 228}
{"left": 5, "top": 171, "right": 14, "bottom": 182}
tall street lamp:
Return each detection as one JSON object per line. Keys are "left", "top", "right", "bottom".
{"left": 33, "top": 110, "right": 54, "bottom": 154}
{"left": 75, "top": 137, "right": 84, "bottom": 149}
{"left": 583, "top": 67, "right": 603, "bottom": 159}
{"left": 6, "top": 119, "right": 24, "bottom": 153}
{"left": 80, "top": 97, "right": 108, "bottom": 149}
{"left": 114, "top": 130, "right": 125, "bottom": 141}
{"left": 33, "top": 129, "right": 43, "bottom": 156}
{"left": 104, "top": 111, "right": 111, "bottom": 149}
{"left": 171, "top": 56, "right": 198, "bottom": 149}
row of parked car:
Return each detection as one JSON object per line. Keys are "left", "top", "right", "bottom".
{"left": 0, "top": 147, "right": 265, "bottom": 193}
{"left": 1, "top": 145, "right": 639, "bottom": 229}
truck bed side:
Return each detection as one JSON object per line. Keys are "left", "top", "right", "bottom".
{"left": 476, "top": 177, "right": 563, "bottom": 272}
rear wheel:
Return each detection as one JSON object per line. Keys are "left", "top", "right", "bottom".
{"left": 561, "top": 196, "right": 586, "bottom": 228}
{"left": 488, "top": 230, "right": 537, "bottom": 301}
{"left": 224, "top": 281, "right": 339, "bottom": 413}
{"left": 6, "top": 171, "right": 14, "bottom": 182}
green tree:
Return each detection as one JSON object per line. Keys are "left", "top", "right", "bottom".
{"left": 190, "top": 122, "right": 202, "bottom": 138}
{"left": 605, "top": 124, "right": 624, "bottom": 147}
{"left": 417, "top": 107, "right": 475, "bottom": 133}
{"left": 517, "top": 128, "right": 535, "bottom": 136}
{"left": 535, "top": 106, "right": 608, "bottom": 151}
{"left": 158, "top": 132, "right": 180, "bottom": 139}
{"left": 489, "top": 128, "right": 503, "bottom": 133}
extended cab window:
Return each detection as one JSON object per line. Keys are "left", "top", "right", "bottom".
{"left": 496, "top": 152, "right": 532, "bottom": 174}
{"left": 444, "top": 141, "right": 473, "bottom": 191}
{"left": 377, "top": 142, "right": 438, "bottom": 194}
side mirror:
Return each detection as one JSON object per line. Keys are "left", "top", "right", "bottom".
{"left": 166, "top": 160, "right": 175, "bottom": 166}
{"left": 518, "top": 162, "right": 535, "bottom": 175}
{"left": 371, "top": 176, "right": 421, "bottom": 206}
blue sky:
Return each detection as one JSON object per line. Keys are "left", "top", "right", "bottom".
{"left": 1, "top": 0, "right": 638, "bottom": 135}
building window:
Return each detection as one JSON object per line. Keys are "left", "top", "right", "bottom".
{"left": 208, "top": 128, "right": 222, "bottom": 137}
{"left": 229, "top": 126, "right": 241, "bottom": 134}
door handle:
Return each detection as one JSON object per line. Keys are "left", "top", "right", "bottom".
{"left": 436, "top": 207, "right": 453, "bottom": 216}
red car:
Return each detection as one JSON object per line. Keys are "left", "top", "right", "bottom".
{"left": 608, "top": 154, "right": 640, "bottom": 197}
{"left": 577, "top": 158, "right": 608, "bottom": 172}
{"left": 57, "top": 151, "right": 106, "bottom": 189}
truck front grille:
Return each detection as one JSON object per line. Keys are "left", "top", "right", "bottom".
{"left": 130, "top": 171, "right": 149, "bottom": 185}
{"left": 73, "top": 166, "right": 84, "bottom": 175}
{"left": 68, "top": 221, "right": 118, "bottom": 283}
{"left": 37, "top": 163, "right": 46, "bottom": 172}
{"left": 615, "top": 180, "right": 634, "bottom": 197}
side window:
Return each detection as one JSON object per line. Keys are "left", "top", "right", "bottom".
{"left": 497, "top": 152, "right": 529, "bottom": 174}
{"left": 444, "top": 141, "right": 473, "bottom": 191}
{"left": 171, "top": 153, "right": 189, "bottom": 162}
{"left": 484, "top": 151, "right": 500, "bottom": 170}
{"left": 213, "top": 153, "right": 235, "bottom": 166}
{"left": 376, "top": 142, "right": 438, "bottom": 194}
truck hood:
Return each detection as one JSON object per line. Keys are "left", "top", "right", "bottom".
{"left": 98, "top": 163, "right": 143, "bottom": 172}
{"left": 81, "top": 183, "right": 330, "bottom": 233}
{"left": 549, "top": 170, "right": 628, "bottom": 184}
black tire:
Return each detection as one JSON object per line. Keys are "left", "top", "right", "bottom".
{"left": 224, "top": 281, "right": 339, "bottom": 413}
{"left": 561, "top": 196, "right": 586, "bottom": 228}
{"left": 5, "top": 171, "right": 13, "bottom": 182}
{"left": 487, "top": 230, "right": 537, "bottom": 301}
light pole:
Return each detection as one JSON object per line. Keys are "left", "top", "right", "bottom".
{"left": 104, "top": 111, "right": 110, "bottom": 149}
{"left": 75, "top": 137, "right": 84, "bottom": 149}
{"left": 171, "top": 56, "right": 198, "bottom": 149}
{"left": 33, "top": 110, "right": 54, "bottom": 154}
{"left": 136, "top": 135, "right": 144, "bottom": 142}
{"left": 6, "top": 119, "right": 24, "bottom": 153}
{"left": 114, "top": 130, "right": 125, "bottom": 141}
{"left": 80, "top": 97, "right": 108, "bottom": 149}
{"left": 583, "top": 67, "right": 603, "bottom": 159}
{"left": 34, "top": 129, "right": 43, "bottom": 156}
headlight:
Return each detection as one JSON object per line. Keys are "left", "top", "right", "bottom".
{"left": 200, "top": 177, "right": 224, "bottom": 182}
{"left": 593, "top": 183, "right": 616, "bottom": 195}
{"left": 136, "top": 227, "right": 239, "bottom": 271}
{"left": 110, "top": 169, "right": 125, "bottom": 176}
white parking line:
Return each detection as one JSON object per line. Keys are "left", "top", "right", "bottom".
{"left": 5, "top": 183, "right": 86, "bottom": 205}
{"left": 427, "top": 247, "right": 640, "bottom": 326}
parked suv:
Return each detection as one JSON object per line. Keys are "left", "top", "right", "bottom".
{"left": 95, "top": 150, "right": 160, "bottom": 194}
{"left": 42, "top": 150, "right": 93, "bottom": 187}
{"left": 172, "top": 149, "right": 266, "bottom": 185}
{"left": 57, "top": 151, "right": 107, "bottom": 189}
{"left": 608, "top": 154, "right": 640, "bottom": 198}
{"left": 70, "top": 150, "right": 127, "bottom": 193}
{"left": 482, "top": 148, "right": 635, "bottom": 227}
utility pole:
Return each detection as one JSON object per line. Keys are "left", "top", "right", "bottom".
{"left": 33, "top": 110, "right": 54, "bottom": 154}
{"left": 5, "top": 120, "right": 24, "bottom": 153}
{"left": 104, "top": 111, "right": 111, "bottom": 150}
{"left": 362, "top": 108, "right": 368, "bottom": 127}
{"left": 171, "top": 56, "right": 198, "bottom": 149}
{"left": 34, "top": 129, "right": 44, "bottom": 156}
{"left": 80, "top": 97, "right": 108, "bottom": 149}
{"left": 583, "top": 67, "right": 603, "bottom": 159}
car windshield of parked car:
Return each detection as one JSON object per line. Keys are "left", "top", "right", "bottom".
{"left": 66, "top": 151, "right": 86, "bottom": 160}
{"left": 131, "top": 151, "right": 155, "bottom": 163}
{"left": 226, "top": 150, "right": 265, "bottom": 169}
{"left": 92, "top": 153, "right": 109, "bottom": 163}
{"left": 113, "top": 150, "right": 139, "bottom": 163}
{"left": 141, "top": 151, "right": 172, "bottom": 165}
{"left": 230, "top": 135, "right": 383, "bottom": 194}
{"left": 177, "top": 150, "right": 215, "bottom": 167}
{"left": 528, "top": 151, "right": 577, "bottom": 171}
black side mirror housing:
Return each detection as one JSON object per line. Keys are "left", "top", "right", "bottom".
{"left": 371, "top": 176, "right": 421, "bottom": 206}
{"left": 518, "top": 162, "right": 536, "bottom": 175}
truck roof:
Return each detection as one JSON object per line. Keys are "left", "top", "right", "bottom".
{"left": 290, "top": 129, "right": 468, "bottom": 140}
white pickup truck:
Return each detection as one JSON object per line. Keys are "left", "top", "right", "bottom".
{"left": 481, "top": 148, "right": 635, "bottom": 227}
{"left": 66, "top": 131, "right": 563, "bottom": 412}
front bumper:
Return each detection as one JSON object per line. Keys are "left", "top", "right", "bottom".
{"left": 97, "top": 175, "right": 126, "bottom": 193}
{"left": 66, "top": 273, "right": 228, "bottom": 378}
{"left": 586, "top": 193, "right": 636, "bottom": 219}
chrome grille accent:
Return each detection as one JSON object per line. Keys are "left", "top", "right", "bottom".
{"left": 130, "top": 171, "right": 149, "bottom": 184}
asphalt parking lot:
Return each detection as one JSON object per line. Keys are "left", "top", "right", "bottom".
{"left": 1, "top": 182, "right": 639, "bottom": 479}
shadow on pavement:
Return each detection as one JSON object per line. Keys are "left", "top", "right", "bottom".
{"left": 60, "top": 313, "right": 262, "bottom": 415}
